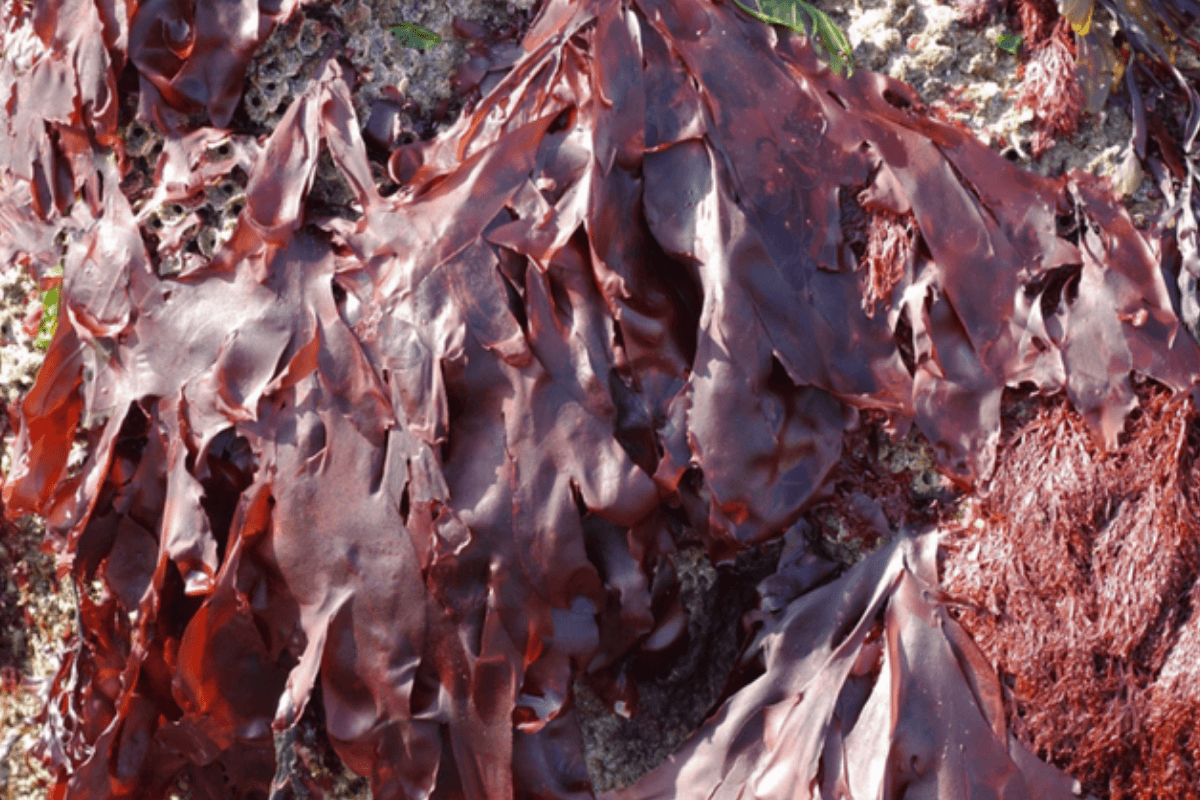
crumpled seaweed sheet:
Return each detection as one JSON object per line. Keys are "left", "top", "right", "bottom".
{"left": 2, "top": 0, "right": 1199, "bottom": 798}
{"left": 609, "top": 531, "right": 1084, "bottom": 800}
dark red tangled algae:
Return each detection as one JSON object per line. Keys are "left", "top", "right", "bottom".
{"left": 3, "top": 0, "right": 1200, "bottom": 798}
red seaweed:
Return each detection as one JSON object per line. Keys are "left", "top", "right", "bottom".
{"left": 1018, "top": 19, "right": 1085, "bottom": 157}
{"left": 609, "top": 532, "right": 1083, "bottom": 800}
{"left": 943, "top": 380, "right": 1200, "bottom": 798}
{"left": 3, "top": 0, "right": 1200, "bottom": 798}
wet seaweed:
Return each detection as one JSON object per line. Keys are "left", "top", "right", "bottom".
{"left": 942, "top": 379, "right": 1200, "bottom": 799}
{"left": 3, "top": 0, "right": 1200, "bottom": 798}
{"left": 956, "top": 0, "right": 1200, "bottom": 343}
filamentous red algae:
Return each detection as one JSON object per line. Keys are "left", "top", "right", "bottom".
{"left": 3, "top": 0, "right": 1200, "bottom": 798}
{"left": 942, "top": 379, "right": 1200, "bottom": 800}
{"left": 1018, "top": 18, "right": 1085, "bottom": 157}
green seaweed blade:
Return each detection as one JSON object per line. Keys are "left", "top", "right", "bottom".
{"left": 390, "top": 21, "right": 442, "bottom": 50}
{"left": 732, "top": 0, "right": 854, "bottom": 77}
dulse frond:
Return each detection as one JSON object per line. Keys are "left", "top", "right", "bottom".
{"left": 3, "top": 1, "right": 1200, "bottom": 799}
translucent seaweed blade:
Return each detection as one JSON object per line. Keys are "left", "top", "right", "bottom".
{"left": 1110, "top": 145, "right": 1144, "bottom": 196}
{"left": 997, "top": 32, "right": 1024, "bottom": 54}
{"left": 389, "top": 21, "right": 442, "bottom": 50}
{"left": 1113, "top": 0, "right": 1173, "bottom": 58}
{"left": 803, "top": 1, "right": 853, "bottom": 76}
{"left": 1076, "top": 28, "right": 1122, "bottom": 113}
{"left": 732, "top": 0, "right": 854, "bottom": 77}
{"left": 1060, "top": 0, "right": 1095, "bottom": 35}
{"left": 34, "top": 286, "right": 60, "bottom": 351}
{"left": 758, "top": 0, "right": 802, "bottom": 26}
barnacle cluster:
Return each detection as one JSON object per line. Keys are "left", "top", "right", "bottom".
{"left": 243, "top": 0, "right": 537, "bottom": 141}
{"left": 119, "top": 119, "right": 164, "bottom": 195}
{"left": 121, "top": 121, "right": 254, "bottom": 276}
{"left": 338, "top": 0, "right": 538, "bottom": 127}
{"left": 244, "top": 14, "right": 330, "bottom": 129}
{"left": 236, "top": 0, "right": 540, "bottom": 213}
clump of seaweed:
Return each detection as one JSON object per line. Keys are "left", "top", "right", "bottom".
{"left": 955, "top": 0, "right": 1200, "bottom": 341}
{"left": 859, "top": 209, "right": 918, "bottom": 318}
{"left": 838, "top": 183, "right": 919, "bottom": 319}
{"left": 1019, "top": 18, "right": 1086, "bottom": 155}
{"left": 5, "top": 0, "right": 1200, "bottom": 798}
{"left": 942, "top": 379, "right": 1200, "bottom": 799}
